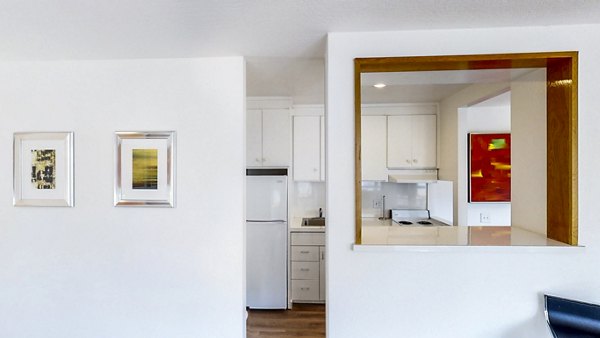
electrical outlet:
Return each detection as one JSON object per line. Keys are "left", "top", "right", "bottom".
{"left": 480, "top": 212, "right": 491, "bottom": 223}
{"left": 373, "top": 199, "right": 381, "bottom": 208}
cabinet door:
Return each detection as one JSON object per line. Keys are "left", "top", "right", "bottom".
{"left": 291, "top": 246, "right": 320, "bottom": 261}
{"left": 290, "top": 232, "right": 325, "bottom": 246}
{"left": 319, "top": 246, "right": 325, "bottom": 301}
{"left": 361, "top": 116, "right": 388, "bottom": 180}
{"left": 387, "top": 115, "right": 413, "bottom": 169}
{"left": 293, "top": 116, "right": 321, "bottom": 181}
{"left": 246, "top": 109, "right": 263, "bottom": 167}
{"left": 411, "top": 115, "right": 436, "bottom": 168}
{"left": 262, "top": 109, "right": 291, "bottom": 167}
{"left": 292, "top": 261, "right": 320, "bottom": 280}
{"left": 291, "top": 280, "right": 319, "bottom": 301}
{"left": 320, "top": 116, "right": 325, "bottom": 181}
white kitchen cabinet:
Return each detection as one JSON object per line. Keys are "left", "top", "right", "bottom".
{"left": 293, "top": 116, "right": 323, "bottom": 181}
{"left": 290, "top": 231, "right": 325, "bottom": 303}
{"left": 319, "top": 246, "right": 325, "bottom": 301}
{"left": 320, "top": 116, "right": 325, "bottom": 181}
{"left": 246, "top": 109, "right": 263, "bottom": 166}
{"left": 291, "top": 280, "right": 319, "bottom": 301}
{"left": 246, "top": 108, "right": 290, "bottom": 167}
{"left": 387, "top": 115, "right": 436, "bottom": 169}
{"left": 361, "top": 116, "right": 388, "bottom": 181}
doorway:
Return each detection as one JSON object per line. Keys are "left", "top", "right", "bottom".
{"left": 245, "top": 57, "right": 327, "bottom": 337}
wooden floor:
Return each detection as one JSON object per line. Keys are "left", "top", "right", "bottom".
{"left": 247, "top": 303, "right": 325, "bottom": 338}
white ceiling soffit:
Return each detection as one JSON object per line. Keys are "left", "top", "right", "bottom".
{"left": 361, "top": 69, "right": 535, "bottom": 86}
{"left": 361, "top": 84, "right": 471, "bottom": 104}
{"left": 246, "top": 57, "right": 325, "bottom": 104}
{"left": 360, "top": 68, "right": 537, "bottom": 103}
{"left": 0, "top": 1, "right": 600, "bottom": 60}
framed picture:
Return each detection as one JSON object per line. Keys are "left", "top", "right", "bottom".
{"left": 114, "top": 131, "right": 175, "bottom": 207}
{"left": 468, "top": 132, "right": 511, "bottom": 203}
{"left": 13, "top": 132, "right": 74, "bottom": 207}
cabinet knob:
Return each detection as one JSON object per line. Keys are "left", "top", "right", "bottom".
{"left": 262, "top": 158, "right": 266, "bottom": 162}
{"left": 413, "top": 159, "right": 418, "bottom": 163}
{"left": 406, "top": 159, "right": 411, "bottom": 164}
{"left": 255, "top": 158, "right": 260, "bottom": 162}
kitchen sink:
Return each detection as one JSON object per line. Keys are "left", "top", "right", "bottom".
{"left": 302, "top": 217, "right": 326, "bottom": 227}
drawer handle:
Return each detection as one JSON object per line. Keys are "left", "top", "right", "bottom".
{"left": 300, "top": 251, "right": 310, "bottom": 254}
{"left": 301, "top": 287, "right": 310, "bottom": 291}
{"left": 300, "top": 268, "right": 310, "bottom": 272}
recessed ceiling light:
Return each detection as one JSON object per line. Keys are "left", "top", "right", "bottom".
{"left": 373, "top": 83, "right": 386, "bottom": 89}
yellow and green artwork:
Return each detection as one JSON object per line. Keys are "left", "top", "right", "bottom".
{"left": 132, "top": 149, "right": 158, "bottom": 190}
{"left": 31, "top": 149, "right": 56, "bottom": 189}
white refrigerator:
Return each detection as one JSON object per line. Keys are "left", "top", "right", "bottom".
{"left": 246, "top": 171, "right": 288, "bottom": 309}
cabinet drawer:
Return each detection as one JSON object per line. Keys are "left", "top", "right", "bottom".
{"left": 291, "top": 232, "right": 325, "bottom": 246}
{"left": 291, "top": 246, "right": 319, "bottom": 261}
{"left": 291, "top": 261, "right": 319, "bottom": 280}
{"left": 291, "top": 280, "right": 319, "bottom": 301}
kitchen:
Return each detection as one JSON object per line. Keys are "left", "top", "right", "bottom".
{"left": 245, "top": 76, "right": 453, "bottom": 312}
{"left": 244, "top": 62, "right": 542, "bottom": 324}
{"left": 355, "top": 66, "right": 550, "bottom": 247}
{"left": 245, "top": 97, "right": 326, "bottom": 311}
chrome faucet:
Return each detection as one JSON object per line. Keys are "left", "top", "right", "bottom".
{"left": 378, "top": 195, "right": 388, "bottom": 220}
{"left": 319, "top": 207, "right": 323, "bottom": 218}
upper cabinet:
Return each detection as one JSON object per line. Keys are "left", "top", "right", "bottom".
{"left": 292, "top": 106, "right": 325, "bottom": 181}
{"left": 247, "top": 108, "right": 291, "bottom": 167}
{"left": 361, "top": 115, "right": 388, "bottom": 181}
{"left": 387, "top": 114, "right": 436, "bottom": 169}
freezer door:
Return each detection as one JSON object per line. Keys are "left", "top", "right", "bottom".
{"left": 246, "top": 221, "right": 288, "bottom": 309}
{"left": 246, "top": 176, "right": 288, "bottom": 221}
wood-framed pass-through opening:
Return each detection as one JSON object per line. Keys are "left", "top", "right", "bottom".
{"left": 354, "top": 51, "right": 578, "bottom": 245}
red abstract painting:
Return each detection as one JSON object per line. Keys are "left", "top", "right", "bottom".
{"left": 469, "top": 133, "right": 511, "bottom": 203}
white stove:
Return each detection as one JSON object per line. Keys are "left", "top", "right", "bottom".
{"left": 391, "top": 209, "right": 449, "bottom": 227}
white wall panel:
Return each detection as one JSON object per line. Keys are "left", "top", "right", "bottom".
{"left": 327, "top": 25, "right": 600, "bottom": 338}
{"left": 0, "top": 57, "right": 245, "bottom": 338}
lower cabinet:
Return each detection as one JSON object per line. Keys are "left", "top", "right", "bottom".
{"left": 290, "top": 232, "right": 325, "bottom": 303}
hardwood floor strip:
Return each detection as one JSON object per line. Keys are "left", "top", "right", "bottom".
{"left": 247, "top": 304, "right": 325, "bottom": 338}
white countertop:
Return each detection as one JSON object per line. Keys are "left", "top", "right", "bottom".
{"left": 360, "top": 217, "right": 574, "bottom": 248}
{"left": 290, "top": 217, "right": 325, "bottom": 233}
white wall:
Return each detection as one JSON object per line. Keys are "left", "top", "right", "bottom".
{"left": 327, "top": 25, "right": 600, "bottom": 338}
{"left": 511, "top": 69, "right": 547, "bottom": 235}
{"left": 427, "top": 180, "right": 453, "bottom": 224}
{"left": 0, "top": 58, "right": 246, "bottom": 338}
{"left": 461, "top": 103, "right": 512, "bottom": 226}
{"left": 291, "top": 181, "right": 326, "bottom": 217}
{"left": 439, "top": 82, "right": 509, "bottom": 225}
{"left": 361, "top": 182, "right": 427, "bottom": 217}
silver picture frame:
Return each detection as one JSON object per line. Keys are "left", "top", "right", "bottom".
{"left": 13, "top": 132, "right": 74, "bottom": 207}
{"left": 114, "top": 131, "right": 175, "bottom": 207}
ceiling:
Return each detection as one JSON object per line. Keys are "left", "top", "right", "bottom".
{"left": 360, "top": 69, "right": 533, "bottom": 104}
{"left": 1, "top": 1, "right": 598, "bottom": 102}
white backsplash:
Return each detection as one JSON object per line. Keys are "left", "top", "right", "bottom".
{"left": 362, "top": 182, "right": 427, "bottom": 217}
{"left": 291, "top": 181, "right": 326, "bottom": 218}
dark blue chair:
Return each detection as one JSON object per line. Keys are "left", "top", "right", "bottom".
{"left": 545, "top": 295, "right": 600, "bottom": 338}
